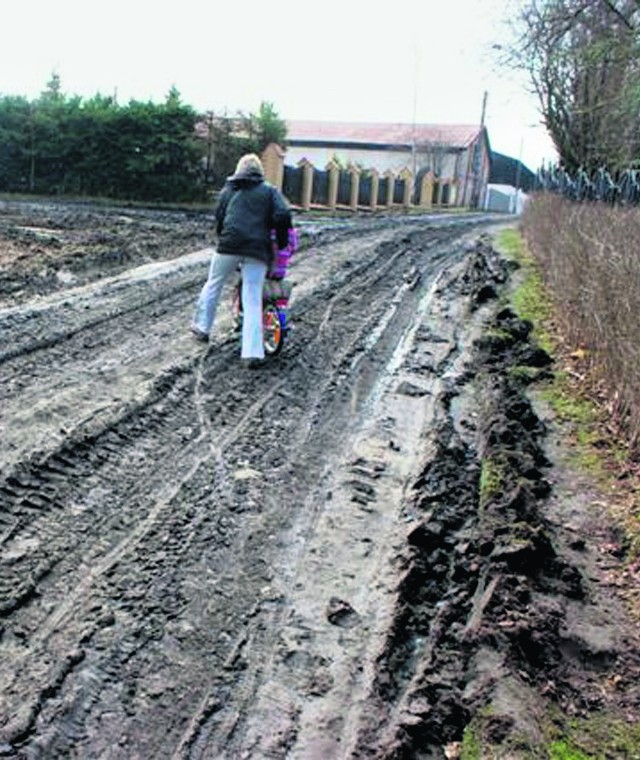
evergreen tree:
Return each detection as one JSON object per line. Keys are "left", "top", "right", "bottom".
{"left": 0, "top": 78, "right": 288, "bottom": 201}
{"left": 0, "top": 95, "right": 31, "bottom": 191}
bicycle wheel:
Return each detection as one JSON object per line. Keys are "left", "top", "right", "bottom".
{"left": 263, "top": 304, "right": 284, "bottom": 356}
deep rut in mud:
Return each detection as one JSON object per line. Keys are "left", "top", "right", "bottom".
{"left": 1, "top": 204, "right": 639, "bottom": 759}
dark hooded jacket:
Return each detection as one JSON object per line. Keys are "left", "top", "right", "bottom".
{"left": 214, "top": 166, "right": 291, "bottom": 266}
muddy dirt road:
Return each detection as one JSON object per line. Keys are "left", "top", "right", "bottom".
{"left": 1, "top": 201, "right": 639, "bottom": 758}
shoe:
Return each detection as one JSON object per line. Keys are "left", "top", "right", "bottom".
{"left": 190, "top": 325, "right": 209, "bottom": 343}
{"left": 242, "top": 358, "right": 265, "bottom": 369}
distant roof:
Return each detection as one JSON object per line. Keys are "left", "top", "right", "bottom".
{"left": 490, "top": 151, "right": 536, "bottom": 192}
{"left": 286, "top": 120, "right": 485, "bottom": 150}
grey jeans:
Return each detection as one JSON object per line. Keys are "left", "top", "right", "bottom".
{"left": 193, "top": 252, "right": 267, "bottom": 359}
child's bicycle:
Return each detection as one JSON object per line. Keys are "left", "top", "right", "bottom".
{"left": 231, "top": 227, "right": 297, "bottom": 358}
{"left": 231, "top": 276, "right": 292, "bottom": 357}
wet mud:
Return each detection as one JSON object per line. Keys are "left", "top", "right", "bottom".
{"left": 0, "top": 200, "right": 214, "bottom": 307}
{"left": 0, "top": 201, "right": 639, "bottom": 758}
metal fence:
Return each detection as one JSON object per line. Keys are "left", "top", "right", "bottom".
{"left": 283, "top": 165, "right": 303, "bottom": 205}
{"left": 536, "top": 166, "right": 640, "bottom": 205}
{"left": 337, "top": 171, "right": 351, "bottom": 206}
{"left": 310, "top": 170, "right": 329, "bottom": 206}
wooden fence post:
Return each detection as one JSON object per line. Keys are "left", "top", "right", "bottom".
{"left": 398, "top": 167, "right": 413, "bottom": 208}
{"left": 384, "top": 170, "right": 395, "bottom": 207}
{"left": 261, "top": 143, "right": 285, "bottom": 190}
{"left": 326, "top": 159, "right": 340, "bottom": 211}
{"left": 370, "top": 168, "right": 379, "bottom": 211}
{"left": 420, "top": 171, "right": 434, "bottom": 208}
{"left": 299, "top": 158, "right": 314, "bottom": 211}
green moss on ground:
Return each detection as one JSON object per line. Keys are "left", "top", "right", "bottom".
{"left": 497, "top": 228, "right": 553, "bottom": 355}
{"left": 460, "top": 724, "right": 481, "bottom": 759}
{"left": 479, "top": 455, "right": 506, "bottom": 510}
{"left": 547, "top": 713, "right": 640, "bottom": 759}
{"left": 458, "top": 712, "right": 640, "bottom": 759}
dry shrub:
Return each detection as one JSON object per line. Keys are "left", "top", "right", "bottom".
{"left": 520, "top": 194, "right": 640, "bottom": 456}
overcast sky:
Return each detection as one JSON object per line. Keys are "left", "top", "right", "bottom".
{"left": 1, "top": 0, "right": 557, "bottom": 172}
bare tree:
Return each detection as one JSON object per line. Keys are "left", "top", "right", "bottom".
{"left": 505, "top": 0, "right": 640, "bottom": 171}
{"left": 415, "top": 136, "right": 449, "bottom": 177}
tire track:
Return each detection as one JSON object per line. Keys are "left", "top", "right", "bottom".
{"left": 0, "top": 216, "right": 496, "bottom": 756}
{"left": 164, "top": 234, "right": 476, "bottom": 757}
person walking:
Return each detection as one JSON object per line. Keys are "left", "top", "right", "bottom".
{"left": 191, "top": 153, "right": 291, "bottom": 367}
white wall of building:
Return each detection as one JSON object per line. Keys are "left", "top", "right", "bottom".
{"left": 285, "top": 145, "right": 464, "bottom": 178}
{"left": 285, "top": 145, "right": 409, "bottom": 173}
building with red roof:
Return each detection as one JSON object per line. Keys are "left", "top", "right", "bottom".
{"left": 285, "top": 119, "right": 491, "bottom": 207}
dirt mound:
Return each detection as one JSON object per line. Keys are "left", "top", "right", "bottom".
{"left": 352, "top": 277, "right": 640, "bottom": 757}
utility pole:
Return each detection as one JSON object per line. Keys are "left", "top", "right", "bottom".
{"left": 513, "top": 136, "right": 523, "bottom": 214}
{"left": 410, "top": 47, "right": 419, "bottom": 197}
{"left": 471, "top": 91, "right": 488, "bottom": 208}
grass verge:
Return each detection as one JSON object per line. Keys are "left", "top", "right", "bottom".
{"left": 496, "top": 226, "right": 640, "bottom": 562}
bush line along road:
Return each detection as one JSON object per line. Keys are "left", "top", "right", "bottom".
{"left": 0, "top": 202, "right": 639, "bottom": 758}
